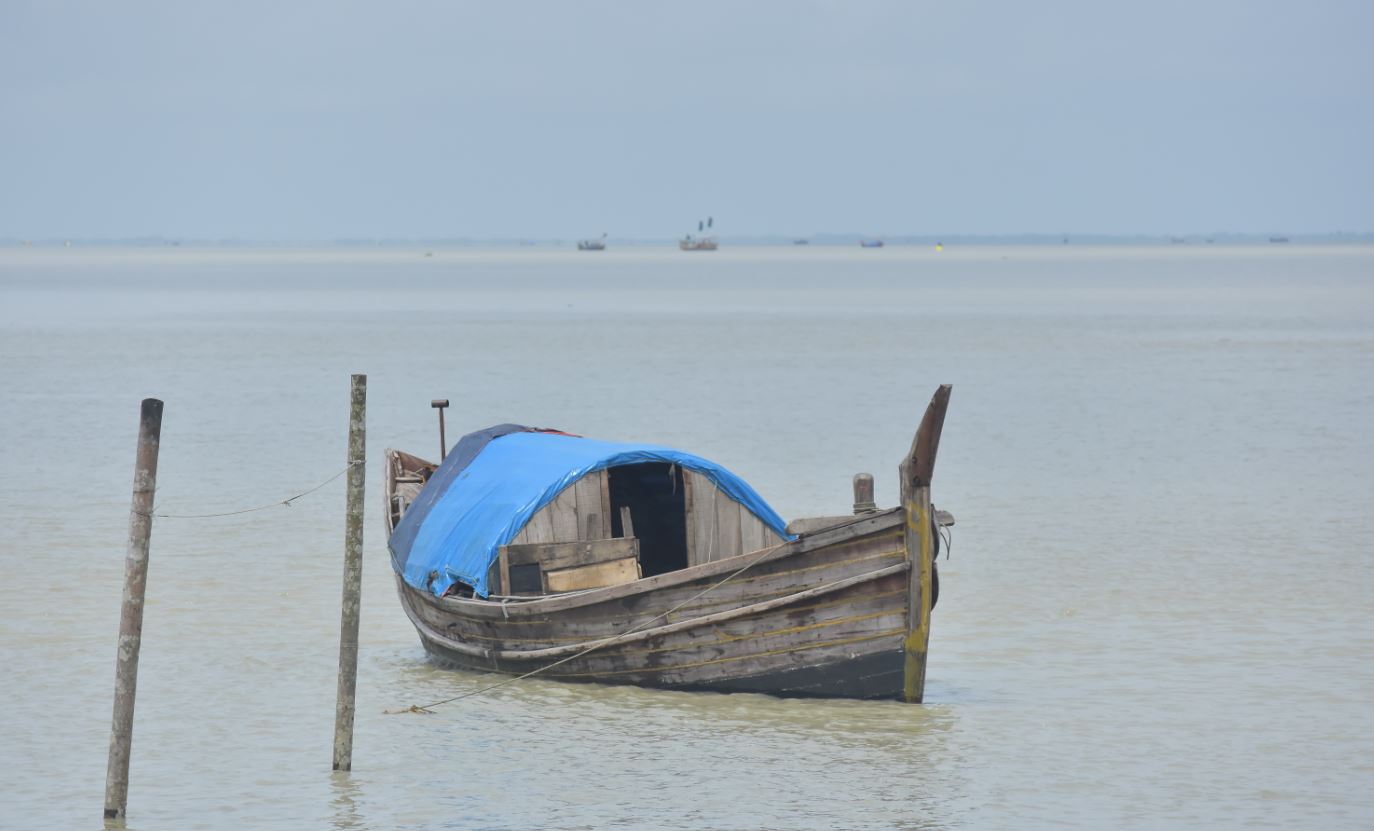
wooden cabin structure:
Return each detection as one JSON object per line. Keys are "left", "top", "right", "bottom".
{"left": 388, "top": 457, "right": 788, "bottom": 598}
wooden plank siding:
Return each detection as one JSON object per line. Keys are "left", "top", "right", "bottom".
{"left": 682, "top": 467, "right": 698, "bottom": 564}
{"left": 393, "top": 507, "right": 914, "bottom": 698}
{"left": 684, "top": 470, "right": 781, "bottom": 566}
{"left": 441, "top": 508, "right": 901, "bottom": 620}
{"left": 512, "top": 470, "right": 612, "bottom": 545}
{"left": 513, "top": 504, "right": 554, "bottom": 545}
{"left": 504, "top": 538, "right": 640, "bottom": 572}
{"left": 687, "top": 472, "right": 718, "bottom": 565}
{"left": 402, "top": 520, "right": 905, "bottom": 650}
{"left": 399, "top": 559, "right": 908, "bottom": 693}
{"left": 548, "top": 485, "right": 579, "bottom": 541}
{"left": 715, "top": 494, "right": 743, "bottom": 560}
{"left": 556, "top": 576, "right": 907, "bottom": 683}
{"left": 740, "top": 513, "right": 767, "bottom": 556}
{"left": 598, "top": 471, "right": 612, "bottom": 537}
{"left": 574, "top": 473, "right": 609, "bottom": 540}
{"left": 543, "top": 557, "right": 641, "bottom": 593}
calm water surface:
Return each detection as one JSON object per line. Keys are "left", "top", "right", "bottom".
{"left": 1, "top": 245, "right": 1372, "bottom": 829}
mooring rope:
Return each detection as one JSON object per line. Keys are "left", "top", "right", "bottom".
{"left": 138, "top": 460, "right": 362, "bottom": 520}
{"left": 385, "top": 540, "right": 788, "bottom": 714}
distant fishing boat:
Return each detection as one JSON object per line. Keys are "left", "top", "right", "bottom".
{"left": 860, "top": 239, "right": 884, "bottom": 248}
{"left": 793, "top": 238, "right": 810, "bottom": 245}
{"left": 1269, "top": 236, "right": 1290, "bottom": 244}
{"left": 681, "top": 216, "right": 719, "bottom": 251}
{"left": 578, "top": 234, "right": 607, "bottom": 251}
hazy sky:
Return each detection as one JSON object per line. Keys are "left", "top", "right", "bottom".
{"left": 2, "top": 1, "right": 1370, "bottom": 239}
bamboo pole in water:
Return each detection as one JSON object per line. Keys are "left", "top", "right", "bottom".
{"left": 333, "top": 375, "right": 367, "bottom": 770}
{"left": 104, "top": 398, "right": 163, "bottom": 820}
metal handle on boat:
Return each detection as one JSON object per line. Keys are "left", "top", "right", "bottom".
{"left": 431, "top": 399, "right": 449, "bottom": 461}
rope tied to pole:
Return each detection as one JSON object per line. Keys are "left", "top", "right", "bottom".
{"left": 137, "top": 459, "right": 362, "bottom": 520}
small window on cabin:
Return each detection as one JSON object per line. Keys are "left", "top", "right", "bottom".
{"left": 608, "top": 462, "right": 689, "bottom": 577}
{"left": 508, "top": 563, "right": 543, "bottom": 595}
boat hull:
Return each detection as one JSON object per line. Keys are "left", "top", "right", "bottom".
{"left": 394, "top": 509, "right": 913, "bottom": 699}
{"left": 416, "top": 633, "right": 904, "bottom": 699}
{"left": 679, "top": 239, "right": 718, "bottom": 251}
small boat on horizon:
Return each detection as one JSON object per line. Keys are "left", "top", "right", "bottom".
{"left": 383, "top": 386, "right": 957, "bottom": 701}
{"left": 1269, "top": 236, "right": 1290, "bottom": 243}
{"left": 682, "top": 216, "right": 719, "bottom": 251}
{"left": 680, "top": 237, "right": 719, "bottom": 251}
{"left": 860, "top": 239, "right": 884, "bottom": 248}
{"left": 793, "top": 238, "right": 810, "bottom": 245}
{"left": 578, "top": 234, "right": 607, "bottom": 251}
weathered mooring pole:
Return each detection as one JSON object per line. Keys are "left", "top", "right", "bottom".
{"left": 104, "top": 398, "right": 164, "bottom": 820}
{"left": 333, "top": 374, "right": 367, "bottom": 771}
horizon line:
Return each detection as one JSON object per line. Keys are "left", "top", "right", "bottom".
{"left": 5, "top": 230, "right": 1373, "bottom": 247}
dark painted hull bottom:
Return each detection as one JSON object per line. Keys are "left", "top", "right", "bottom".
{"left": 417, "top": 637, "right": 906, "bottom": 701}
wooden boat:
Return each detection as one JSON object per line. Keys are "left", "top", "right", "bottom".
{"left": 577, "top": 234, "right": 606, "bottom": 251}
{"left": 679, "top": 236, "right": 718, "bottom": 251}
{"left": 384, "top": 386, "right": 953, "bottom": 701}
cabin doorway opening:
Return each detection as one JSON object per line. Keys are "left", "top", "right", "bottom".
{"left": 608, "top": 462, "right": 688, "bottom": 578}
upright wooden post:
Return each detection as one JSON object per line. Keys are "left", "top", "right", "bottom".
{"left": 899, "top": 385, "right": 951, "bottom": 704}
{"left": 852, "top": 473, "right": 877, "bottom": 514}
{"left": 104, "top": 398, "right": 163, "bottom": 820}
{"left": 333, "top": 374, "right": 367, "bottom": 771}
{"left": 901, "top": 487, "right": 936, "bottom": 703}
{"left": 432, "top": 399, "right": 449, "bottom": 461}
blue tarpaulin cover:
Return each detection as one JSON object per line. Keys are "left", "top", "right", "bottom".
{"left": 389, "top": 427, "right": 792, "bottom": 598}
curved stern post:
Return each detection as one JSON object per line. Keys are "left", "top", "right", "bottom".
{"left": 899, "top": 385, "right": 952, "bottom": 703}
